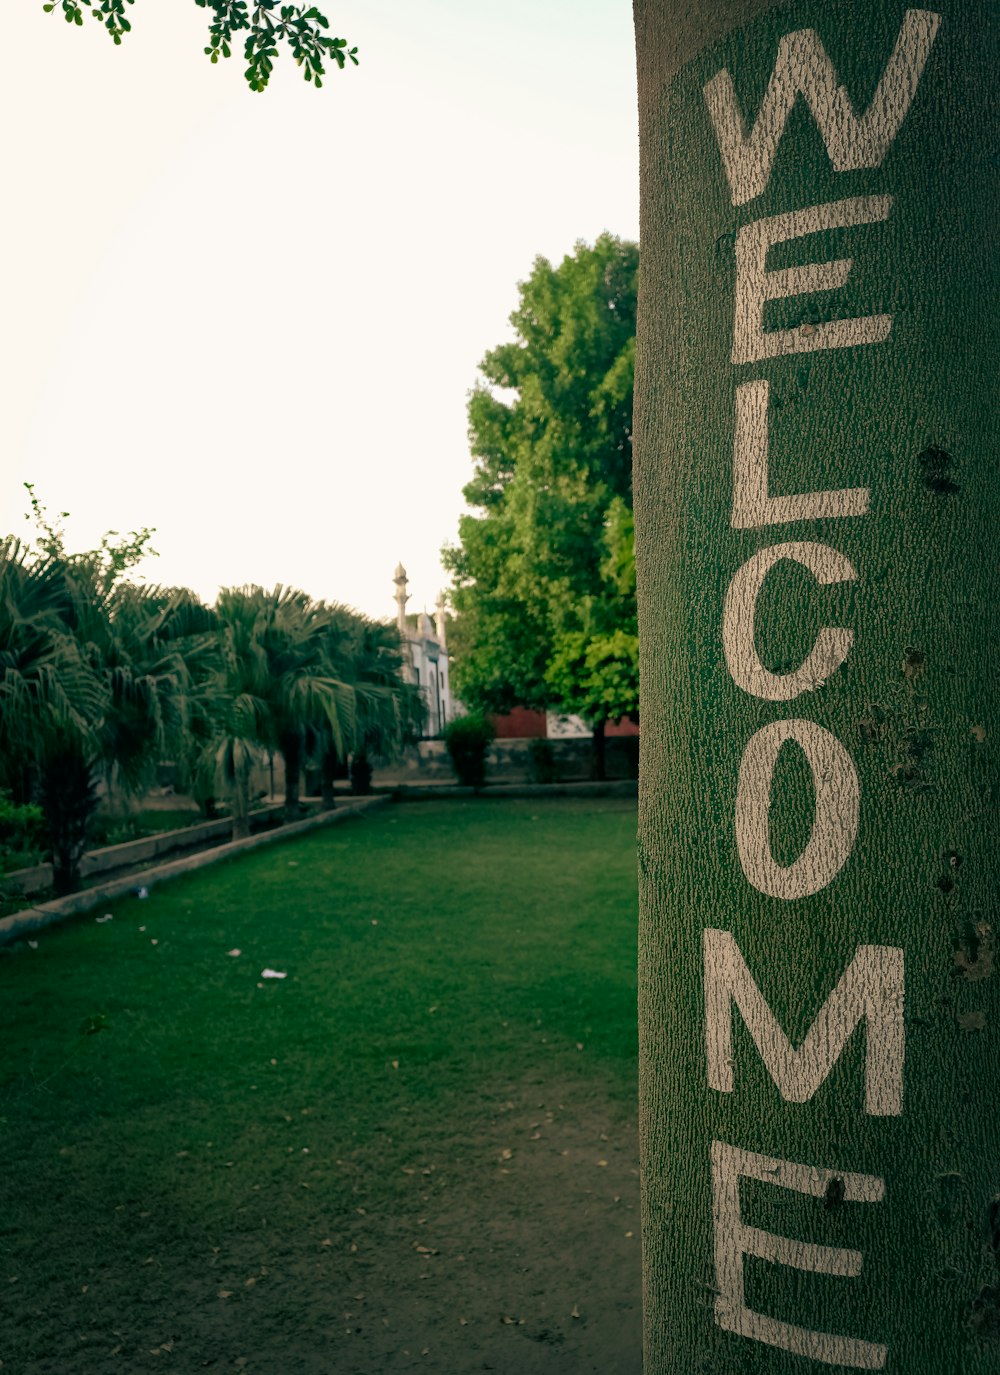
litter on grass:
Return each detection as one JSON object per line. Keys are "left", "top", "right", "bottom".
{"left": 136, "top": 887, "right": 149, "bottom": 900}
{"left": 95, "top": 914, "right": 113, "bottom": 924}
{"left": 226, "top": 949, "right": 242, "bottom": 958}
{"left": 261, "top": 968, "right": 287, "bottom": 979}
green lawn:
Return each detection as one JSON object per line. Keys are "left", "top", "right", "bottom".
{"left": 0, "top": 797, "right": 639, "bottom": 1372}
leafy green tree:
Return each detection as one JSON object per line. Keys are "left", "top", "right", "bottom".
{"left": 444, "top": 235, "right": 638, "bottom": 772}
{"left": 22, "top": 481, "right": 156, "bottom": 591}
{"left": 43, "top": 0, "right": 356, "bottom": 91}
{"left": 543, "top": 495, "right": 638, "bottom": 774}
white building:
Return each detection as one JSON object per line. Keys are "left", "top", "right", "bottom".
{"left": 393, "top": 564, "right": 456, "bottom": 738}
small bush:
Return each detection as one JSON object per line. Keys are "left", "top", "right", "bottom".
{"left": 528, "top": 738, "right": 557, "bottom": 784}
{"left": 0, "top": 791, "right": 47, "bottom": 874}
{"left": 443, "top": 715, "right": 495, "bottom": 789}
{"left": 89, "top": 816, "right": 145, "bottom": 849}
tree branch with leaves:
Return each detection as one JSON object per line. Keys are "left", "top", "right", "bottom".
{"left": 42, "top": 0, "right": 357, "bottom": 91}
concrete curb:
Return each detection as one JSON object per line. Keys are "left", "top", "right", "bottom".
{"left": 1, "top": 804, "right": 287, "bottom": 898}
{"left": 387, "top": 779, "right": 639, "bottom": 801}
{"left": 0, "top": 797, "right": 388, "bottom": 946}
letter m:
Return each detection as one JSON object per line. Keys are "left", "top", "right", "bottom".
{"left": 703, "top": 929, "right": 904, "bottom": 1116}
{"left": 703, "top": 9, "right": 940, "bottom": 206}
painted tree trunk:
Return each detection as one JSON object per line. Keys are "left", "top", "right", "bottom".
{"left": 281, "top": 733, "right": 302, "bottom": 822}
{"left": 632, "top": 2, "right": 998, "bottom": 1371}
{"left": 38, "top": 743, "right": 97, "bottom": 896}
{"left": 320, "top": 745, "right": 337, "bottom": 811}
{"left": 230, "top": 770, "right": 251, "bottom": 841}
{"left": 350, "top": 751, "right": 373, "bottom": 796}
{"left": 592, "top": 717, "right": 608, "bottom": 782}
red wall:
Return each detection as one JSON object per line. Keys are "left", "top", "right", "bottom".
{"left": 606, "top": 716, "right": 640, "bottom": 737}
{"left": 488, "top": 709, "right": 640, "bottom": 739}
{"left": 489, "top": 707, "right": 548, "bottom": 739}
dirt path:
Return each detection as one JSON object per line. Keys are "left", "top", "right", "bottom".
{"left": 141, "top": 1075, "right": 644, "bottom": 1375}
{"left": 324, "top": 1077, "right": 643, "bottom": 1375}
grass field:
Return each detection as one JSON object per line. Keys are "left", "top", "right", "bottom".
{"left": 0, "top": 796, "right": 640, "bottom": 1374}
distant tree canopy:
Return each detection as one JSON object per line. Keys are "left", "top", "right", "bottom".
{"left": 43, "top": 0, "right": 355, "bottom": 91}
{"left": 443, "top": 234, "right": 639, "bottom": 754}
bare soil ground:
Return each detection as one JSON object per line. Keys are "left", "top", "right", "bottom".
{"left": 77, "top": 1079, "right": 640, "bottom": 1375}
{"left": 9, "top": 1079, "right": 641, "bottom": 1375}
{"left": 315, "top": 1075, "right": 643, "bottom": 1375}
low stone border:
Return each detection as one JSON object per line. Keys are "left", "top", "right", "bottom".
{"left": 1, "top": 805, "right": 286, "bottom": 898}
{"left": 387, "top": 779, "right": 638, "bottom": 801}
{"left": 0, "top": 784, "right": 635, "bottom": 946}
{"left": 0, "top": 797, "right": 388, "bottom": 946}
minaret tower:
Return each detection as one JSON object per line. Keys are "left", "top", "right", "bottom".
{"left": 393, "top": 563, "right": 409, "bottom": 633}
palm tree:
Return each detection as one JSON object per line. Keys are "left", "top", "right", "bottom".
{"left": 213, "top": 586, "right": 356, "bottom": 826}
{"left": 0, "top": 539, "right": 101, "bottom": 804}
{"left": 0, "top": 540, "right": 199, "bottom": 892}
{"left": 0, "top": 540, "right": 105, "bottom": 891}
{"left": 349, "top": 617, "right": 425, "bottom": 793}
{"left": 306, "top": 601, "right": 359, "bottom": 809}
{"left": 310, "top": 609, "right": 424, "bottom": 800}
{"left": 197, "top": 591, "right": 270, "bottom": 840}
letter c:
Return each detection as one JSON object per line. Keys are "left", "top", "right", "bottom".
{"left": 723, "top": 541, "right": 856, "bottom": 701}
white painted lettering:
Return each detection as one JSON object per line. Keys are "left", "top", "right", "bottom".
{"left": 723, "top": 541, "right": 856, "bottom": 701}
{"left": 735, "top": 718, "right": 859, "bottom": 898}
{"left": 703, "top": 929, "right": 905, "bottom": 1115}
{"left": 703, "top": 10, "right": 940, "bottom": 206}
{"left": 732, "top": 379, "right": 870, "bottom": 527}
{"left": 711, "top": 1139, "right": 887, "bottom": 1367}
{"left": 733, "top": 196, "right": 894, "bottom": 365}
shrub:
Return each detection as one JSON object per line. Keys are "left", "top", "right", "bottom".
{"left": 528, "top": 737, "right": 557, "bottom": 784}
{"left": 89, "top": 815, "right": 146, "bottom": 849}
{"left": 0, "top": 791, "right": 46, "bottom": 875}
{"left": 443, "top": 715, "right": 494, "bottom": 789}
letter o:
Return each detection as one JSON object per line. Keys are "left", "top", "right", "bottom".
{"left": 735, "top": 719, "right": 859, "bottom": 899}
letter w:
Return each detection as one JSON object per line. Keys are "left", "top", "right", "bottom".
{"left": 703, "top": 929, "right": 904, "bottom": 1116}
{"left": 703, "top": 9, "right": 940, "bottom": 206}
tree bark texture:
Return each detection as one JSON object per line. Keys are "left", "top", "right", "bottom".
{"left": 632, "top": 1, "right": 998, "bottom": 1370}
{"left": 38, "top": 747, "right": 96, "bottom": 896}
{"left": 592, "top": 717, "right": 609, "bottom": 782}
{"left": 281, "top": 733, "right": 302, "bottom": 821}
{"left": 230, "top": 748, "right": 252, "bottom": 842}
{"left": 320, "top": 745, "right": 338, "bottom": 811}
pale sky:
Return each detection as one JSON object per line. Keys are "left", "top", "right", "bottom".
{"left": 1, "top": 1, "right": 638, "bottom": 623}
